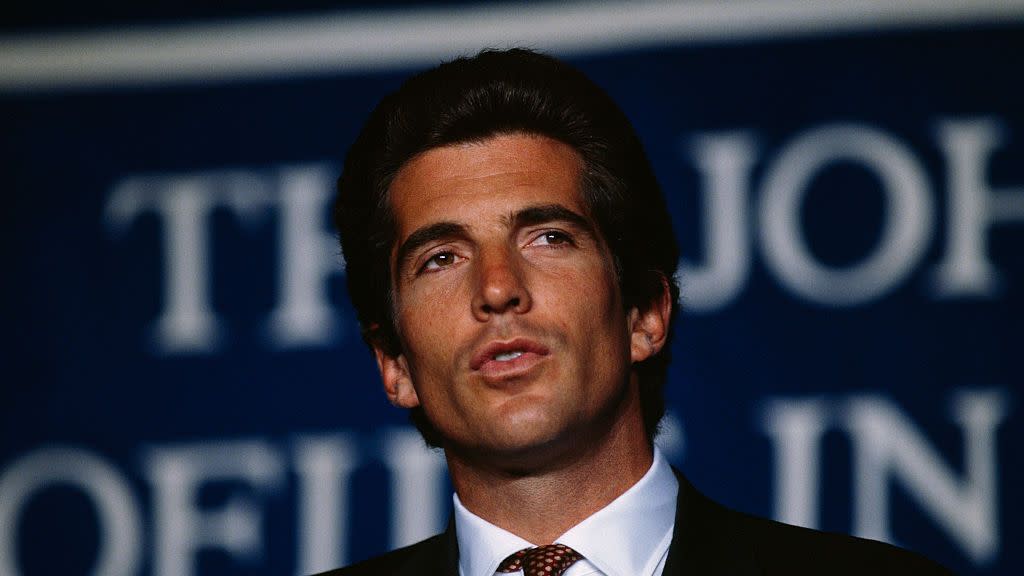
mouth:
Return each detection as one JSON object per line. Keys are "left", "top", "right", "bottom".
{"left": 470, "top": 338, "right": 550, "bottom": 378}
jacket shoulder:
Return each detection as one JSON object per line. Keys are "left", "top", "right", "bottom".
{"left": 311, "top": 533, "right": 450, "bottom": 576}
{"left": 731, "top": 508, "right": 953, "bottom": 575}
{"left": 672, "top": 472, "right": 952, "bottom": 575}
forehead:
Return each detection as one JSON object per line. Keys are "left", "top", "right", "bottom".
{"left": 388, "top": 133, "right": 586, "bottom": 237}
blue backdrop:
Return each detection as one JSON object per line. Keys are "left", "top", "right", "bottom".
{"left": 2, "top": 3, "right": 1021, "bottom": 575}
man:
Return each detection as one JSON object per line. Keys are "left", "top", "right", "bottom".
{"left": 323, "top": 49, "right": 949, "bottom": 575}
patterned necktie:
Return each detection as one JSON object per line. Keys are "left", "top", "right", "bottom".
{"left": 496, "top": 543, "right": 583, "bottom": 576}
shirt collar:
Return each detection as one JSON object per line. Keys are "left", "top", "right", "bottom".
{"left": 454, "top": 491, "right": 534, "bottom": 576}
{"left": 454, "top": 447, "right": 678, "bottom": 576}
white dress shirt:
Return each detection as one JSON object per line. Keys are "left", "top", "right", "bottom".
{"left": 454, "top": 447, "right": 679, "bottom": 576}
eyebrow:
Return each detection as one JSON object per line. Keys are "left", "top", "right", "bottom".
{"left": 509, "top": 203, "right": 594, "bottom": 233}
{"left": 396, "top": 221, "right": 469, "bottom": 272}
{"left": 395, "top": 203, "right": 597, "bottom": 272}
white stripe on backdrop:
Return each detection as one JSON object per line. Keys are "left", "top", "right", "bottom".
{"left": 2, "top": 0, "right": 1024, "bottom": 91}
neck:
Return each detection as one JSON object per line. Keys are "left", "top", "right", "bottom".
{"left": 447, "top": 402, "right": 653, "bottom": 544}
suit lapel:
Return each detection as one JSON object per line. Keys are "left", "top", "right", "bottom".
{"left": 443, "top": 518, "right": 460, "bottom": 575}
{"left": 662, "top": 469, "right": 760, "bottom": 575}
{"left": 393, "top": 515, "right": 460, "bottom": 576}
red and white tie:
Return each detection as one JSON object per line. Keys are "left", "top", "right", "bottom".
{"left": 496, "top": 543, "right": 583, "bottom": 576}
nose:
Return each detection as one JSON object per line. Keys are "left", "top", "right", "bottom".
{"left": 472, "top": 246, "right": 532, "bottom": 320}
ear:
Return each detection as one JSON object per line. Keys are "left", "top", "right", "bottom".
{"left": 372, "top": 345, "right": 421, "bottom": 409}
{"left": 628, "top": 274, "right": 673, "bottom": 364}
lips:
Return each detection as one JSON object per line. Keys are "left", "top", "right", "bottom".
{"left": 470, "top": 338, "right": 550, "bottom": 375}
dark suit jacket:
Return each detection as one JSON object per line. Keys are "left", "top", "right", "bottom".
{"left": 319, "top": 472, "right": 951, "bottom": 575}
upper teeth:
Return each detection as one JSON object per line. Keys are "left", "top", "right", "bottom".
{"left": 494, "top": 351, "right": 524, "bottom": 362}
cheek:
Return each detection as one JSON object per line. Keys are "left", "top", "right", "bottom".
{"left": 548, "top": 268, "right": 626, "bottom": 345}
{"left": 394, "top": 285, "right": 467, "bottom": 377}
{"left": 396, "top": 276, "right": 448, "bottom": 330}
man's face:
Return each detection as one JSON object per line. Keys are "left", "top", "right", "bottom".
{"left": 376, "top": 133, "right": 649, "bottom": 467}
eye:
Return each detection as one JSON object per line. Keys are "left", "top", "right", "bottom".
{"left": 420, "top": 251, "right": 462, "bottom": 272}
{"left": 530, "top": 230, "right": 573, "bottom": 247}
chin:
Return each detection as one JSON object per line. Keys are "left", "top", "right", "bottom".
{"left": 475, "top": 421, "right": 581, "bottom": 466}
